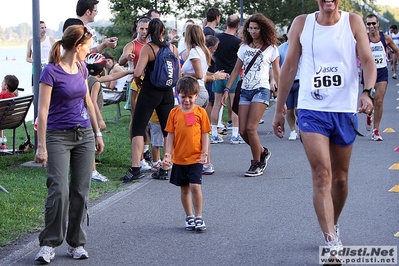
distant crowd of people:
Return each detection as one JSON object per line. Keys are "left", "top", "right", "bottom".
{"left": 1, "top": 0, "right": 397, "bottom": 264}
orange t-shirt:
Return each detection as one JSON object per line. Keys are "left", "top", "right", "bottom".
{"left": 165, "top": 105, "right": 210, "bottom": 165}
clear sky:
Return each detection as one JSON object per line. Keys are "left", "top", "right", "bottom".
{"left": 0, "top": 0, "right": 113, "bottom": 30}
{"left": 0, "top": 0, "right": 397, "bottom": 31}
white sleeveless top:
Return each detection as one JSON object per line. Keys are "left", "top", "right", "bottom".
{"left": 392, "top": 32, "right": 399, "bottom": 47}
{"left": 298, "top": 11, "right": 359, "bottom": 113}
{"left": 40, "top": 36, "right": 52, "bottom": 68}
{"left": 370, "top": 39, "right": 387, "bottom": 69}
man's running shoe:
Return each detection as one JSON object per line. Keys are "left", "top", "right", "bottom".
{"left": 371, "top": 128, "right": 383, "bottom": 141}
{"left": 393, "top": 73, "right": 397, "bottom": 79}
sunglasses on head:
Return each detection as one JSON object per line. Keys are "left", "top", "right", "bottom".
{"left": 366, "top": 22, "right": 377, "bottom": 26}
{"left": 76, "top": 27, "right": 89, "bottom": 46}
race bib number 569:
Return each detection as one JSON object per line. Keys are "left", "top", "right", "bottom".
{"left": 312, "top": 63, "right": 345, "bottom": 90}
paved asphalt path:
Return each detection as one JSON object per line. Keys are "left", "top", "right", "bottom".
{"left": 1, "top": 69, "right": 399, "bottom": 265}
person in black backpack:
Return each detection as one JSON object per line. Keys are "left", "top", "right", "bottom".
{"left": 121, "top": 18, "right": 180, "bottom": 182}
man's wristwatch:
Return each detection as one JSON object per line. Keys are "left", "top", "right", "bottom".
{"left": 362, "top": 88, "right": 375, "bottom": 100}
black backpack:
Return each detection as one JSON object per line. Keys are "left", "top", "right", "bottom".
{"left": 147, "top": 42, "right": 179, "bottom": 90}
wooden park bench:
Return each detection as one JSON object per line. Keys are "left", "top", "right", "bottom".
{"left": 0, "top": 94, "right": 34, "bottom": 155}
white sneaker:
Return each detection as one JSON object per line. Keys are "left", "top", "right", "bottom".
{"left": 67, "top": 246, "right": 88, "bottom": 260}
{"left": 140, "top": 159, "right": 152, "bottom": 171}
{"left": 35, "top": 246, "right": 55, "bottom": 263}
{"left": 0, "top": 136, "right": 7, "bottom": 143}
{"left": 151, "top": 160, "right": 162, "bottom": 171}
{"left": 91, "top": 170, "right": 109, "bottom": 182}
{"left": 393, "top": 73, "right": 397, "bottom": 79}
{"left": 288, "top": 130, "right": 297, "bottom": 141}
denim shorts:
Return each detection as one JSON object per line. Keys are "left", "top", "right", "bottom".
{"left": 298, "top": 109, "right": 356, "bottom": 146}
{"left": 239, "top": 87, "right": 270, "bottom": 106}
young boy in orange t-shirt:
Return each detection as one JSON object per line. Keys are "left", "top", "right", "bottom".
{"left": 163, "top": 76, "right": 210, "bottom": 232}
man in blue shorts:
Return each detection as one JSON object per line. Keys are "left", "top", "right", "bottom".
{"left": 365, "top": 14, "right": 399, "bottom": 141}
{"left": 273, "top": 0, "right": 376, "bottom": 253}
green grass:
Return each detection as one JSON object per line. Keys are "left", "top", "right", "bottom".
{"left": 0, "top": 103, "right": 133, "bottom": 247}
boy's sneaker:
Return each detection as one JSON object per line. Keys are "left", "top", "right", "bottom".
{"left": 151, "top": 168, "right": 169, "bottom": 180}
{"left": 194, "top": 217, "right": 206, "bottom": 232}
{"left": 365, "top": 115, "right": 373, "bottom": 131}
{"left": 260, "top": 147, "right": 272, "bottom": 170}
{"left": 67, "top": 246, "right": 88, "bottom": 260}
{"left": 210, "top": 135, "right": 224, "bottom": 144}
{"left": 185, "top": 216, "right": 195, "bottom": 231}
{"left": 35, "top": 246, "right": 55, "bottom": 263}
{"left": 91, "top": 170, "right": 109, "bottom": 182}
{"left": 202, "top": 163, "right": 215, "bottom": 175}
{"left": 288, "top": 131, "right": 297, "bottom": 141}
{"left": 151, "top": 160, "right": 162, "bottom": 171}
{"left": 140, "top": 159, "right": 152, "bottom": 171}
{"left": 143, "top": 150, "right": 153, "bottom": 163}
{"left": 121, "top": 167, "right": 144, "bottom": 183}
{"left": 244, "top": 160, "right": 264, "bottom": 177}
{"left": 371, "top": 128, "right": 383, "bottom": 141}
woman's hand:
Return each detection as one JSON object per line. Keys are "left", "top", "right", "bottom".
{"left": 34, "top": 148, "right": 48, "bottom": 168}
{"left": 95, "top": 137, "right": 104, "bottom": 155}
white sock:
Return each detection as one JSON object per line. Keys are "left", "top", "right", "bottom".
{"left": 211, "top": 125, "right": 218, "bottom": 137}
{"left": 217, "top": 106, "right": 224, "bottom": 127}
{"left": 232, "top": 127, "right": 239, "bottom": 138}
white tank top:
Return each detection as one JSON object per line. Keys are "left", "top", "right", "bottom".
{"left": 40, "top": 36, "right": 52, "bottom": 68}
{"left": 392, "top": 32, "right": 399, "bottom": 47}
{"left": 298, "top": 11, "right": 359, "bottom": 113}
{"left": 370, "top": 32, "right": 387, "bottom": 69}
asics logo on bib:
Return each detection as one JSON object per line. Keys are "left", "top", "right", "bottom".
{"left": 316, "top": 66, "right": 338, "bottom": 74}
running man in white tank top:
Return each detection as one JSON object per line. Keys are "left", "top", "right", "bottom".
{"left": 389, "top": 24, "right": 399, "bottom": 79}
{"left": 26, "top": 21, "right": 56, "bottom": 92}
{"left": 273, "top": 0, "right": 376, "bottom": 254}
{"left": 365, "top": 14, "right": 399, "bottom": 141}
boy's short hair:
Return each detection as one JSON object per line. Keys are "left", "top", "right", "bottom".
{"left": 4, "top": 75, "right": 19, "bottom": 92}
{"left": 176, "top": 76, "right": 199, "bottom": 95}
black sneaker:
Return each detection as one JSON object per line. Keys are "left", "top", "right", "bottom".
{"left": 260, "top": 147, "right": 271, "bottom": 171}
{"left": 185, "top": 216, "right": 195, "bottom": 231}
{"left": 194, "top": 217, "right": 206, "bottom": 232}
{"left": 143, "top": 150, "right": 153, "bottom": 163}
{"left": 244, "top": 160, "right": 264, "bottom": 177}
{"left": 151, "top": 169, "right": 169, "bottom": 180}
{"left": 121, "top": 167, "right": 144, "bottom": 183}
